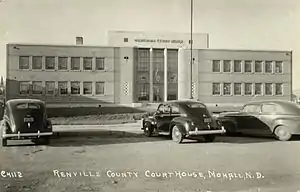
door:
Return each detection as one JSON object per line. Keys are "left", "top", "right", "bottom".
{"left": 258, "top": 104, "right": 279, "bottom": 136}
{"left": 237, "top": 104, "right": 262, "bottom": 135}
{"left": 155, "top": 104, "right": 172, "bottom": 132}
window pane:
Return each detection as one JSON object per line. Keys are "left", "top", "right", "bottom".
{"left": 137, "top": 83, "right": 149, "bottom": 100}
{"left": 171, "top": 105, "right": 180, "bottom": 114}
{"left": 58, "top": 57, "right": 68, "bottom": 70}
{"left": 212, "top": 60, "right": 220, "bottom": 72}
{"left": 265, "top": 83, "right": 273, "bottom": 95}
{"left": 265, "top": 61, "right": 273, "bottom": 73}
{"left": 243, "top": 105, "right": 260, "bottom": 113}
{"left": 275, "top": 83, "right": 283, "bottom": 95}
{"left": 244, "top": 83, "right": 253, "bottom": 95}
{"left": 223, "top": 60, "right": 231, "bottom": 72}
{"left": 275, "top": 61, "right": 283, "bottom": 73}
{"left": 58, "top": 81, "right": 68, "bottom": 95}
{"left": 255, "top": 83, "right": 262, "bottom": 95}
{"left": 96, "top": 82, "right": 105, "bottom": 95}
{"left": 223, "top": 83, "right": 231, "bottom": 95}
{"left": 19, "top": 81, "right": 30, "bottom": 95}
{"left": 19, "top": 56, "right": 29, "bottom": 69}
{"left": 83, "top": 57, "right": 93, "bottom": 70}
{"left": 46, "top": 81, "right": 55, "bottom": 95}
{"left": 71, "top": 57, "right": 80, "bottom": 70}
{"left": 71, "top": 81, "right": 80, "bottom": 94}
{"left": 96, "top": 57, "right": 105, "bottom": 70}
{"left": 32, "top": 56, "right": 42, "bottom": 69}
{"left": 234, "top": 83, "right": 242, "bottom": 95}
{"left": 83, "top": 82, "right": 92, "bottom": 94}
{"left": 234, "top": 60, "right": 242, "bottom": 72}
{"left": 262, "top": 104, "right": 277, "bottom": 113}
{"left": 212, "top": 83, "right": 220, "bottom": 95}
{"left": 46, "top": 56, "right": 55, "bottom": 70}
{"left": 32, "top": 81, "right": 43, "bottom": 94}
{"left": 255, "top": 60, "right": 262, "bottom": 73}
{"left": 244, "top": 60, "right": 252, "bottom": 73}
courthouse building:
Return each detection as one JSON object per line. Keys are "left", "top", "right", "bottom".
{"left": 5, "top": 31, "right": 293, "bottom": 107}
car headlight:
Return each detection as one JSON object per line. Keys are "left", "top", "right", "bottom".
{"left": 191, "top": 122, "right": 195, "bottom": 126}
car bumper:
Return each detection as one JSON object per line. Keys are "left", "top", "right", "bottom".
{"left": 187, "top": 126, "right": 226, "bottom": 136}
{"left": 2, "top": 131, "right": 53, "bottom": 139}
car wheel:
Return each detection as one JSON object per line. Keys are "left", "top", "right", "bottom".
{"left": 2, "top": 138, "right": 7, "bottom": 147}
{"left": 274, "top": 125, "right": 292, "bottom": 141}
{"left": 172, "top": 125, "right": 183, "bottom": 144}
{"left": 143, "top": 123, "right": 153, "bottom": 137}
{"left": 203, "top": 135, "right": 216, "bottom": 142}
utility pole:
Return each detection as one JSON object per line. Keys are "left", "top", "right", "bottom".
{"left": 190, "top": 0, "right": 193, "bottom": 99}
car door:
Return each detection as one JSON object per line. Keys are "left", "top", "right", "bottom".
{"left": 155, "top": 104, "right": 171, "bottom": 132}
{"left": 237, "top": 104, "right": 262, "bottom": 134}
{"left": 257, "top": 104, "right": 279, "bottom": 136}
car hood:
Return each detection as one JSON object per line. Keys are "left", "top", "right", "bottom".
{"left": 218, "top": 111, "right": 242, "bottom": 117}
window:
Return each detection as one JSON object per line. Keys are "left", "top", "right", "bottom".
{"left": 124, "top": 38, "right": 128, "bottom": 42}
{"left": 255, "top": 60, "right": 262, "bottom": 73}
{"left": 265, "top": 61, "right": 273, "bottom": 73}
{"left": 212, "top": 60, "right": 221, "bottom": 72}
{"left": 234, "top": 60, "right": 242, "bottom": 72}
{"left": 71, "top": 81, "right": 80, "bottom": 95}
{"left": 255, "top": 83, "right": 262, "bottom": 95}
{"left": 244, "top": 60, "right": 252, "bottom": 73}
{"left": 244, "top": 83, "right": 253, "bottom": 95}
{"left": 76, "top": 37, "right": 83, "bottom": 45}
{"left": 46, "top": 81, "right": 55, "bottom": 95}
{"left": 45, "top": 56, "right": 55, "bottom": 70}
{"left": 83, "top": 82, "right": 92, "bottom": 95}
{"left": 242, "top": 104, "right": 260, "bottom": 113}
{"left": 19, "top": 81, "right": 30, "bottom": 95}
{"left": 58, "top": 81, "right": 68, "bottom": 95}
{"left": 32, "top": 56, "right": 42, "bottom": 69}
{"left": 234, "top": 83, "right": 242, "bottom": 95}
{"left": 16, "top": 103, "right": 41, "bottom": 109}
{"left": 71, "top": 57, "right": 80, "bottom": 70}
{"left": 32, "top": 81, "right": 43, "bottom": 95}
{"left": 83, "top": 57, "right": 93, "bottom": 70}
{"left": 265, "top": 83, "right": 273, "bottom": 95}
{"left": 223, "top": 60, "right": 231, "bottom": 72}
{"left": 171, "top": 105, "right": 180, "bottom": 114}
{"left": 19, "top": 56, "right": 29, "bottom": 69}
{"left": 96, "top": 82, "right": 105, "bottom": 95}
{"left": 138, "top": 84, "right": 149, "bottom": 101}
{"left": 275, "top": 83, "right": 283, "bottom": 95}
{"left": 96, "top": 57, "right": 105, "bottom": 70}
{"left": 261, "top": 104, "right": 277, "bottom": 114}
{"left": 275, "top": 61, "right": 283, "bottom": 73}
{"left": 212, "top": 83, "right": 221, "bottom": 95}
{"left": 223, "top": 83, "right": 231, "bottom": 95}
{"left": 58, "top": 57, "right": 68, "bottom": 70}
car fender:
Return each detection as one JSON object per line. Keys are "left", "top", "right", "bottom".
{"left": 169, "top": 117, "right": 190, "bottom": 135}
{"left": 218, "top": 117, "right": 238, "bottom": 129}
{"left": 272, "top": 118, "right": 299, "bottom": 134}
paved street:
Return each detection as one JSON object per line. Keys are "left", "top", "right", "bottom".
{"left": 1, "top": 124, "right": 300, "bottom": 192}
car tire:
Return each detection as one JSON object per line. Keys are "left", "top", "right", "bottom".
{"left": 171, "top": 125, "right": 183, "bottom": 144}
{"left": 143, "top": 123, "right": 153, "bottom": 137}
{"left": 2, "top": 138, "right": 7, "bottom": 147}
{"left": 203, "top": 135, "right": 216, "bottom": 142}
{"left": 274, "top": 125, "right": 292, "bottom": 141}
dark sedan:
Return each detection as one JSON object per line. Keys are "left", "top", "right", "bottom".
{"left": 141, "top": 100, "right": 226, "bottom": 143}
{"left": 1, "top": 99, "right": 53, "bottom": 146}
{"left": 217, "top": 100, "right": 300, "bottom": 141}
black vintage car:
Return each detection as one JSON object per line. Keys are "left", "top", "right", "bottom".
{"left": 141, "top": 100, "right": 226, "bottom": 143}
{"left": 1, "top": 99, "right": 53, "bottom": 146}
{"left": 216, "top": 100, "right": 300, "bottom": 141}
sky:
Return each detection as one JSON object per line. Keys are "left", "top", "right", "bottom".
{"left": 0, "top": 0, "right": 299, "bottom": 89}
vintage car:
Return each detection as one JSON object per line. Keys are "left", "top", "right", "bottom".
{"left": 1, "top": 99, "right": 53, "bottom": 146}
{"left": 141, "top": 100, "right": 226, "bottom": 143}
{"left": 217, "top": 100, "right": 300, "bottom": 141}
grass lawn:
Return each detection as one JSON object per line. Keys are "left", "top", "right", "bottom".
{"left": 50, "top": 113, "right": 147, "bottom": 125}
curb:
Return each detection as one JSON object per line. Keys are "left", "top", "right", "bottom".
{"left": 53, "top": 130, "right": 144, "bottom": 138}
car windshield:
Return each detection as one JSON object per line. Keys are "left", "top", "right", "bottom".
{"left": 15, "top": 103, "right": 41, "bottom": 109}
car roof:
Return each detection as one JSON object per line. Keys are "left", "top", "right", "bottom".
{"left": 7, "top": 99, "right": 45, "bottom": 106}
{"left": 246, "top": 100, "right": 294, "bottom": 106}
{"left": 163, "top": 100, "right": 205, "bottom": 106}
